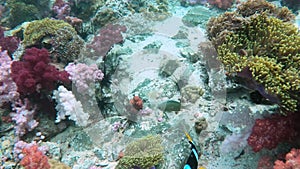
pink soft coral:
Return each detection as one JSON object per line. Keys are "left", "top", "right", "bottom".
{"left": 274, "top": 148, "right": 300, "bottom": 169}
{"left": 11, "top": 47, "right": 70, "bottom": 95}
{"left": 20, "top": 145, "right": 50, "bottom": 169}
{"left": 0, "top": 50, "right": 19, "bottom": 106}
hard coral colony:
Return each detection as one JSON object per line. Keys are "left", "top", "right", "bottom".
{"left": 0, "top": 0, "right": 300, "bottom": 168}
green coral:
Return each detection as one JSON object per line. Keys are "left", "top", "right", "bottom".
{"left": 206, "top": 0, "right": 295, "bottom": 47}
{"left": 23, "top": 18, "right": 76, "bottom": 47}
{"left": 22, "top": 18, "right": 83, "bottom": 64}
{"left": 217, "top": 13, "right": 300, "bottom": 111}
{"left": 6, "top": 0, "right": 50, "bottom": 28}
{"left": 116, "top": 135, "right": 164, "bottom": 169}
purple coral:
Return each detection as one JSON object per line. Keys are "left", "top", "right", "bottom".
{"left": 65, "top": 63, "right": 104, "bottom": 93}
{"left": 0, "top": 50, "right": 19, "bottom": 107}
{"left": 87, "top": 24, "right": 127, "bottom": 57}
{"left": 52, "top": 0, "right": 71, "bottom": 20}
{"left": 0, "top": 27, "right": 20, "bottom": 56}
{"left": 10, "top": 99, "right": 39, "bottom": 138}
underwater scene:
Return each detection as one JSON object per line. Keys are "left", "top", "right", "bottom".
{"left": 1, "top": 0, "right": 300, "bottom": 168}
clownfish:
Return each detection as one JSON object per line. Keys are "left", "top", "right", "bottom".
{"left": 183, "top": 132, "right": 206, "bottom": 169}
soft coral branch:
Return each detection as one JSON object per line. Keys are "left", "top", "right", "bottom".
{"left": 11, "top": 47, "right": 70, "bottom": 95}
{"left": 274, "top": 148, "right": 300, "bottom": 169}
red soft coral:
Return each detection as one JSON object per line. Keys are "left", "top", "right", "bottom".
{"left": 0, "top": 27, "right": 20, "bottom": 56}
{"left": 274, "top": 148, "right": 300, "bottom": 169}
{"left": 20, "top": 145, "right": 50, "bottom": 169}
{"left": 247, "top": 113, "right": 299, "bottom": 152}
{"left": 87, "top": 24, "right": 127, "bottom": 57}
{"left": 11, "top": 47, "right": 70, "bottom": 95}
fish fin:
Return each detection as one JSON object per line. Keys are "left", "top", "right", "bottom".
{"left": 184, "top": 131, "right": 193, "bottom": 143}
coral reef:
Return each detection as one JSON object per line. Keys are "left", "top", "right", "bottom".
{"left": 194, "top": 117, "right": 207, "bottom": 134}
{"left": 247, "top": 113, "right": 299, "bottom": 152}
{"left": 0, "top": 50, "right": 19, "bottom": 107}
{"left": 48, "top": 159, "right": 71, "bottom": 169}
{"left": 0, "top": 27, "right": 20, "bottom": 56}
{"left": 274, "top": 148, "right": 300, "bottom": 169}
{"left": 21, "top": 18, "right": 83, "bottom": 64}
{"left": 11, "top": 47, "right": 70, "bottom": 95}
{"left": 87, "top": 23, "right": 127, "bottom": 57}
{"left": 207, "top": 0, "right": 300, "bottom": 111}
{"left": 65, "top": 63, "right": 104, "bottom": 94}
{"left": 217, "top": 14, "right": 300, "bottom": 111}
{"left": 52, "top": 85, "right": 89, "bottom": 127}
{"left": 52, "top": 0, "right": 71, "bottom": 20}
{"left": 10, "top": 99, "right": 39, "bottom": 138}
{"left": 116, "top": 135, "right": 164, "bottom": 169}
{"left": 206, "top": 0, "right": 295, "bottom": 47}
{"left": 6, "top": 0, "right": 50, "bottom": 28}
{"left": 20, "top": 144, "right": 50, "bottom": 169}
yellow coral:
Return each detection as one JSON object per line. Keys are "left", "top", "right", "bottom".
{"left": 217, "top": 13, "right": 300, "bottom": 112}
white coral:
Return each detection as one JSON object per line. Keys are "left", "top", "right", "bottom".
{"left": 53, "top": 85, "right": 89, "bottom": 126}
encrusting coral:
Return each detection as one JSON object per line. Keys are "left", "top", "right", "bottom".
{"left": 116, "top": 135, "right": 164, "bottom": 169}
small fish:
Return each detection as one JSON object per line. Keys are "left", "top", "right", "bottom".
{"left": 183, "top": 132, "right": 206, "bottom": 169}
